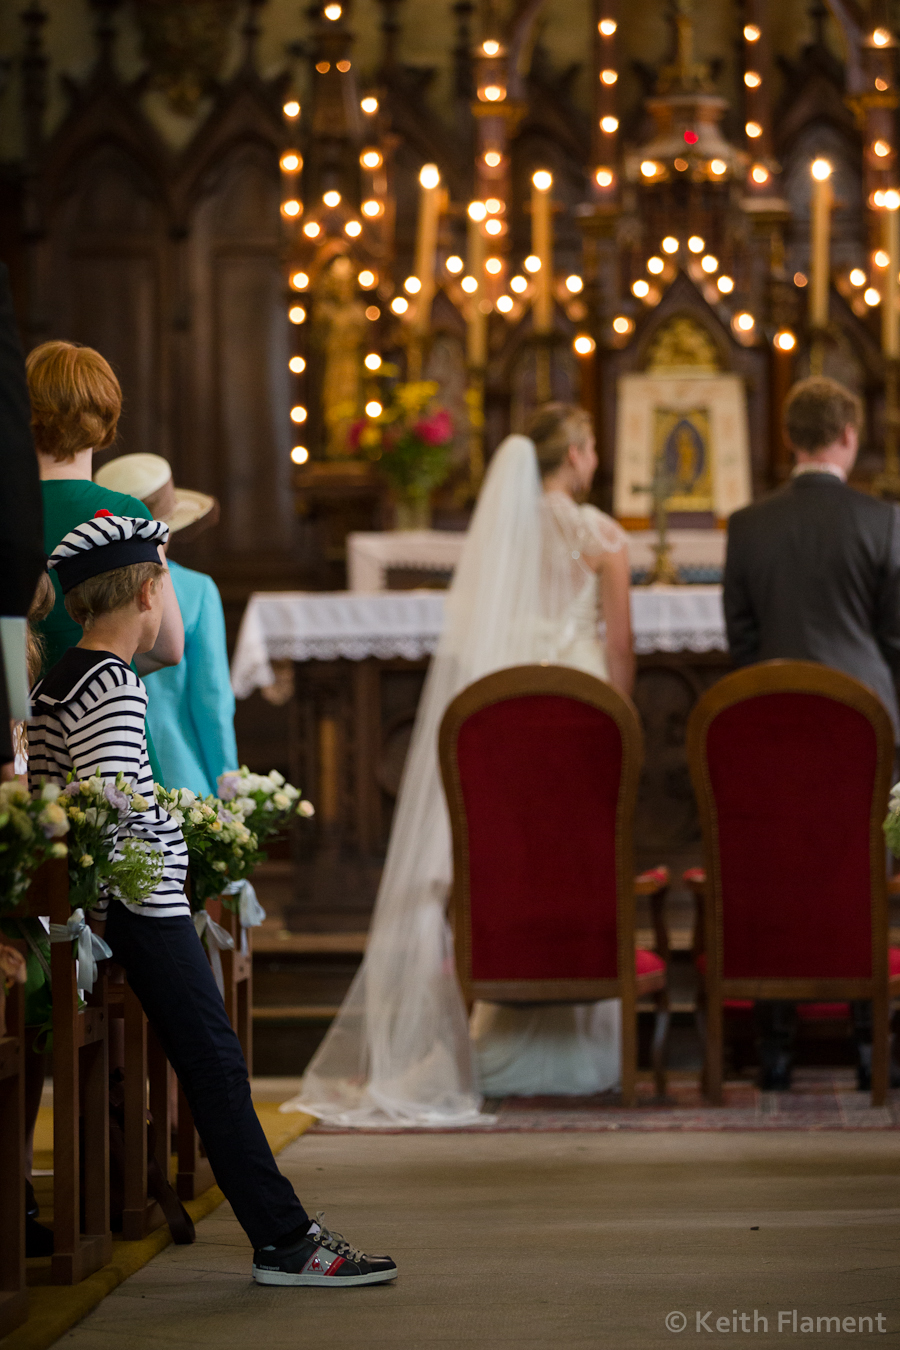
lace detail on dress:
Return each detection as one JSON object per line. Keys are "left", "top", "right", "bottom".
{"left": 542, "top": 491, "right": 627, "bottom": 560}
{"left": 535, "top": 492, "right": 628, "bottom": 679}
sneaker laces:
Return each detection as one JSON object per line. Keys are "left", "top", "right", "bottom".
{"left": 312, "top": 1212, "right": 365, "bottom": 1263}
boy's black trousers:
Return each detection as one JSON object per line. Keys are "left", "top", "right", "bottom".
{"left": 105, "top": 901, "right": 309, "bottom": 1249}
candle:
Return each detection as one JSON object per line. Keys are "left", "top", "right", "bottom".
{"left": 594, "top": 5, "right": 618, "bottom": 195}
{"left": 882, "top": 191, "right": 900, "bottom": 358}
{"left": 531, "top": 170, "right": 553, "bottom": 332}
{"left": 412, "top": 164, "right": 442, "bottom": 338}
{"left": 809, "top": 158, "right": 832, "bottom": 329}
{"left": 466, "top": 204, "right": 487, "bottom": 367}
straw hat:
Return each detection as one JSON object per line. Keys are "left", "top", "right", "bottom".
{"left": 95, "top": 454, "right": 219, "bottom": 543}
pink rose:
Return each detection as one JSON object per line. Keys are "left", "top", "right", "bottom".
{"left": 413, "top": 410, "right": 452, "bottom": 445}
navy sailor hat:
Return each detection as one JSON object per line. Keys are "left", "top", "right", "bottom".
{"left": 48, "top": 511, "right": 169, "bottom": 593}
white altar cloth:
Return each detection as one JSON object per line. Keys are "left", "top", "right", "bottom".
{"left": 346, "top": 528, "right": 727, "bottom": 592}
{"left": 231, "top": 587, "right": 726, "bottom": 698}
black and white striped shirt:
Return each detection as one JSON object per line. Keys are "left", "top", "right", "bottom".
{"left": 28, "top": 649, "right": 190, "bottom": 919}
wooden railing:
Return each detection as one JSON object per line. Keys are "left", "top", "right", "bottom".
{"left": 0, "top": 861, "right": 253, "bottom": 1324}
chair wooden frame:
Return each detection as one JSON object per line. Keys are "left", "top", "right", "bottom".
{"left": 439, "top": 664, "right": 666, "bottom": 1106}
{"left": 687, "top": 660, "right": 899, "bottom": 1106}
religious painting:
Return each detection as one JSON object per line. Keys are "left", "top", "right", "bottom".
{"left": 652, "top": 407, "right": 713, "bottom": 512}
{"left": 613, "top": 373, "right": 751, "bottom": 524}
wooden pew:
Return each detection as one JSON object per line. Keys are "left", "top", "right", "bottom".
{"left": 209, "top": 899, "right": 253, "bottom": 1074}
{"left": 25, "top": 858, "right": 112, "bottom": 1285}
{"left": 106, "top": 975, "right": 174, "bottom": 1241}
{"left": 175, "top": 896, "right": 252, "bottom": 1201}
{"left": 0, "top": 962, "right": 27, "bottom": 1336}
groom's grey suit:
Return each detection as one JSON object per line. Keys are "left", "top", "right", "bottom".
{"left": 723, "top": 470, "right": 900, "bottom": 739}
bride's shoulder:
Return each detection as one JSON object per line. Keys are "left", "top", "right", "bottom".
{"left": 578, "top": 503, "right": 629, "bottom": 554}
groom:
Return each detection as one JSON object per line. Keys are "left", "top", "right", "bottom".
{"left": 724, "top": 375, "right": 900, "bottom": 1090}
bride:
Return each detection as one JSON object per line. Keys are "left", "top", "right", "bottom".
{"left": 285, "top": 404, "right": 634, "bottom": 1126}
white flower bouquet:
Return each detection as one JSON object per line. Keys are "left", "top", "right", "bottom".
{"left": 216, "top": 767, "right": 315, "bottom": 849}
{"left": 58, "top": 769, "right": 163, "bottom": 910}
{"left": 0, "top": 780, "right": 69, "bottom": 913}
{"left": 153, "top": 786, "right": 261, "bottom": 911}
{"left": 153, "top": 770, "right": 314, "bottom": 915}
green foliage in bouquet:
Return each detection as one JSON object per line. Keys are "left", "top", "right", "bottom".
{"left": 154, "top": 787, "right": 262, "bottom": 911}
{"left": 59, "top": 769, "right": 163, "bottom": 910}
{"left": 0, "top": 781, "right": 69, "bottom": 914}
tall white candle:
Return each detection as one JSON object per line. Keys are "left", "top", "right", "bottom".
{"left": 466, "top": 204, "right": 487, "bottom": 367}
{"left": 531, "top": 170, "right": 553, "bottom": 332}
{"left": 882, "top": 193, "right": 900, "bottom": 359}
{"left": 412, "top": 164, "right": 442, "bottom": 338}
{"left": 809, "top": 158, "right": 832, "bottom": 329}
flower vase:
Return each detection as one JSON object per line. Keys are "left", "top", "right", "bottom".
{"left": 394, "top": 496, "right": 431, "bottom": 531}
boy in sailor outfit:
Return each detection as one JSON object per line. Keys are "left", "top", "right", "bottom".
{"left": 28, "top": 512, "right": 397, "bottom": 1287}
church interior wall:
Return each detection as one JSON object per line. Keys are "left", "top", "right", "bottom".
{"left": 0, "top": 0, "right": 895, "bottom": 841}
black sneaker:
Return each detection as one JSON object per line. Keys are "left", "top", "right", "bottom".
{"left": 252, "top": 1213, "right": 397, "bottom": 1288}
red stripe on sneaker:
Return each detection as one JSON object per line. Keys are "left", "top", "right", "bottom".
{"left": 325, "top": 1256, "right": 345, "bottom": 1275}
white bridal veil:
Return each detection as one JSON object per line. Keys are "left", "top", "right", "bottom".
{"left": 283, "top": 435, "right": 548, "bottom": 1126}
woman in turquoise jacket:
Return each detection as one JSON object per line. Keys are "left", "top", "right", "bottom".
{"left": 144, "top": 558, "right": 238, "bottom": 796}
{"left": 95, "top": 454, "right": 237, "bottom": 797}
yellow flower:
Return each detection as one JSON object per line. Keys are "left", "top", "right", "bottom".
{"left": 79, "top": 854, "right": 94, "bottom": 868}
{"left": 210, "top": 820, "right": 223, "bottom": 833}
{"left": 396, "top": 380, "right": 438, "bottom": 412}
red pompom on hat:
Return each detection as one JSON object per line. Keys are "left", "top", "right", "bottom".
{"left": 94, "top": 509, "right": 113, "bottom": 518}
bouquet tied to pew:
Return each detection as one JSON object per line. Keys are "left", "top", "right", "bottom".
{"left": 0, "top": 780, "right": 69, "bottom": 914}
{"left": 155, "top": 770, "right": 315, "bottom": 914}
{"left": 216, "top": 767, "right": 315, "bottom": 851}
{"left": 58, "top": 768, "right": 165, "bottom": 911}
{"left": 154, "top": 785, "right": 264, "bottom": 911}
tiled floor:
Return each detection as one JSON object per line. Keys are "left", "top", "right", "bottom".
{"left": 60, "top": 1129, "right": 900, "bottom": 1349}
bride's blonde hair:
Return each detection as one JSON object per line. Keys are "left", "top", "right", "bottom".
{"left": 526, "top": 403, "right": 593, "bottom": 477}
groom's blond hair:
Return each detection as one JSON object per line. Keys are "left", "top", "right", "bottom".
{"left": 526, "top": 403, "right": 593, "bottom": 477}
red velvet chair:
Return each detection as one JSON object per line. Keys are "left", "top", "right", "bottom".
{"left": 439, "top": 665, "right": 669, "bottom": 1106}
{"left": 687, "top": 660, "right": 900, "bottom": 1106}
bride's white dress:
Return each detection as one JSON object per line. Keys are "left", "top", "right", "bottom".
{"left": 470, "top": 489, "right": 628, "bottom": 1098}
{"left": 283, "top": 437, "right": 630, "bottom": 1126}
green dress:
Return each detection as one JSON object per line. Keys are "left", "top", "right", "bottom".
{"left": 37, "top": 479, "right": 164, "bottom": 782}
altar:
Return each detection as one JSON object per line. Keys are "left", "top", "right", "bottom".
{"left": 231, "top": 583, "right": 731, "bottom": 924}
{"left": 231, "top": 585, "right": 727, "bottom": 696}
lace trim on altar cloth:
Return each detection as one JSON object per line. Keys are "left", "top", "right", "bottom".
{"left": 632, "top": 630, "right": 727, "bottom": 655}
{"left": 266, "top": 634, "right": 440, "bottom": 663}
{"left": 265, "top": 628, "right": 725, "bottom": 663}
